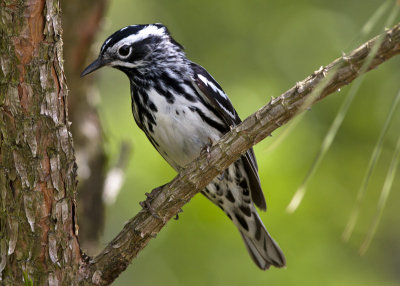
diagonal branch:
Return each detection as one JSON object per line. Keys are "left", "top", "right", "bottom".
{"left": 78, "top": 22, "right": 400, "bottom": 285}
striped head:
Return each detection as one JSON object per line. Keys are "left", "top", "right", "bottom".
{"left": 81, "top": 24, "right": 185, "bottom": 77}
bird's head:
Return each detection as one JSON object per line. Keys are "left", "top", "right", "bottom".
{"left": 81, "top": 24, "right": 184, "bottom": 77}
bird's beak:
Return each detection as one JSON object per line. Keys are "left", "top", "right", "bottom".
{"left": 81, "top": 57, "right": 107, "bottom": 77}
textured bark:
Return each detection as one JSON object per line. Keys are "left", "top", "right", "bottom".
{"left": 61, "top": 0, "right": 109, "bottom": 255}
{"left": 77, "top": 22, "right": 400, "bottom": 285}
{"left": 0, "top": 0, "right": 82, "bottom": 285}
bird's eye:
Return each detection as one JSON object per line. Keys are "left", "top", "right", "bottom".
{"left": 118, "top": 45, "right": 131, "bottom": 57}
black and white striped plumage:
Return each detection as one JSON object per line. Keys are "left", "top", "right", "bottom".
{"left": 82, "top": 24, "right": 285, "bottom": 270}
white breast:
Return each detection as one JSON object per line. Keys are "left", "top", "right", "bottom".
{"left": 145, "top": 87, "right": 223, "bottom": 170}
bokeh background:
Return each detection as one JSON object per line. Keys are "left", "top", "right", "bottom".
{"left": 82, "top": 0, "right": 400, "bottom": 285}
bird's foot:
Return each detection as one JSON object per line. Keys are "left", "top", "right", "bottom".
{"left": 200, "top": 137, "right": 213, "bottom": 161}
{"left": 139, "top": 199, "right": 161, "bottom": 220}
{"left": 174, "top": 208, "right": 183, "bottom": 220}
{"left": 139, "top": 184, "right": 166, "bottom": 220}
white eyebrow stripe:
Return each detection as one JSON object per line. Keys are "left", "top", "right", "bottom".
{"left": 112, "top": 25, "right": 165, "bottom": 50}
{"left": 101, "top": 38, "right": 112, "bottom": 53}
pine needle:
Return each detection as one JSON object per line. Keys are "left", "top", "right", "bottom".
{"left": 342, "top": 89, "right": 400, "bottom": 241}
{"left": 359, "top": 134, "right": 400, "bottom": 255}
{"left": 266, "top": 0, "right": 392, "bottom": 155}
{"left": 286, "top": 4, "right": 399, "bottom": 213}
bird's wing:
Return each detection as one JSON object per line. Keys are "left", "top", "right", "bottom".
{"left": 190, "top": 62, "right": 267, "bottom": 211}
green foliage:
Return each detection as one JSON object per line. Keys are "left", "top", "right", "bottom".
{"left": 91, "top": 0, "right": 400, "bottom": 285}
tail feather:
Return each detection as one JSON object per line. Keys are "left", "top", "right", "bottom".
{"left": 202, "top": 163, "right": 285, "bottom": 270}
{"left": 239, "top": 215, "right": 285, "bottom": 270}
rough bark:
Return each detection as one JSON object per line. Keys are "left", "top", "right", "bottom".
{"left": 77, "top": 22, "right": 400, "bottom": 285}
{"left": 0, "top": 0, "right": 82, "bottom": 284}
{"left": 61, "top": 0, "right": 109, "bottom": 255}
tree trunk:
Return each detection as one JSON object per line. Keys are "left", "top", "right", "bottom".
{"left": 0, "top": 1, "right": 82, "bottom": 284}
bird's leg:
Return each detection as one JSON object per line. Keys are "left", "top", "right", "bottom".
{"left": 139, "top": 184, "right": 167, "bottom": 220}
{"left": 200, "top": 137, "right": 213, "bottom": 161}
{"left": 139, "top": 199, "right": 161, "bottom": 220}
{"left": 148, "top": 183, "right": 166, "bottom": 198}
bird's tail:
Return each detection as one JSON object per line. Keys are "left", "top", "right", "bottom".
{"left": 239, "top": 213, "right": 286, "bottom": 270}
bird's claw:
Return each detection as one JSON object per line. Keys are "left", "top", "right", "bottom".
{"left": 149, "top": 183, "right": 166, "bottom": 198}
{"left": 139, "top": 184, "right": 166, "bottom": 220}
{"left": 174, "top": 208, "right": 183, "bottom": 220}
{"left": 200, "top": 137, "right": 213, "bottom": 161}
{"left": 139, "top": 199, "right": 162, "bottom": 220}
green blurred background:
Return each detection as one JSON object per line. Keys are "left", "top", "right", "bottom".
{"left": 89, "top": 0, "right": 400, "bottom": 285}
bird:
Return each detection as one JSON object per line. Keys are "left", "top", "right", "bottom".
{"left": 81, "top": 23, "right": 285, "bottom": 270}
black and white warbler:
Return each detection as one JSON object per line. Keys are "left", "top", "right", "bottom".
{"left": 81, "top": 24, "right": 285, "bottom": 270}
